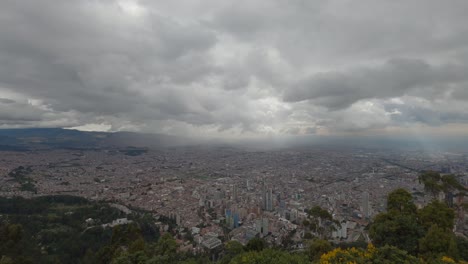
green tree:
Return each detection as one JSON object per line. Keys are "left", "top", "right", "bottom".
{"left": 441, "top": 175, "right": 466, "bottom": 193}
{"left": 447, "top": 236, "right": 459, "bottom": 261}
{"left": 369, "top": 189, "right": 430, "bottom": 254}
{"left": 306, "top": 206, "right": 336, "bottom": 239}
{"left": 111, "top": 251, "right": 149, "bottom": 264}
{"left": 419, "top": 171, "right": 443, "bottom": 198}
{"left": 245, "top": 238, "right": 266, "bottom": 252}
{"left": 303, "top": 232, "right": 313, "bottom": 239}
{"left": 370, "top": 245, "right": 420, "bottom": 264}
{"left": 219, "top": 240, "right": 245, "bottom": 264}
{"left": 419, "top": 224, "right": 454, "bottom": 261}
{"left": 229, "top": 248, "right": 308, "bottom": 264}
{"left": 307, "top": 239, "right": 332, "bottom": 261}
{"left": 0, "top": 223, "right": 24, "bottom": 259}
{"left": 128, "top": 238, "right": 146, "bottom": 254}
{"left": 0, "top": 256, "right": 13, "bottom": 264}
{"left": 309, "top": 206, "right": 333, "bottom": 221}
{"left": 153, "top": 233, "right": 178, "bottom": 256}
{"left": 419, "top": 172, "right": 466, "bottom": 202}
{"left": 369, "top": 212, "right": 424, "bottom": 254}
{"left": 418, "top": 200, "right": 455, "bottom": 230}
{"left": 111, "top": 224, "right": 143, "bottom": 246}
{"left": 455, "top": 236, "right": 468, "bottom": 261}
{"left": 387, "top": 188, "right": 417, "bottom": 214}
{"left": 225, "top": 240, "right": 244, "bottom": 255}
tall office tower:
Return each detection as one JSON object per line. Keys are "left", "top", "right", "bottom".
{"left": 232, "top": 184, "right": 238, "bottom": 202}
{"left": 362, "top": 191, "right": 370, "bottom": 218}
{"left": 262, "top": 182, "right": 267, "bottom": 210}
{"left": 265, "top": 188, "right": 273, "bottom": 211}
{"left": 278, "top": 194, "right": 286, "bottom": 217}
{"left": 225, "top": 209, "right": 240, "bottom": 229}
{"left": 176, "top": 213, "right": 181, "bottom": 226}
{"left": 233, "top": 213, "right": 240, "bottom": 228}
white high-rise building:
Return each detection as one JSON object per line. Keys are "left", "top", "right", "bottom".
{"left": 264, "top": 187, "right": 273, "bottom": 211}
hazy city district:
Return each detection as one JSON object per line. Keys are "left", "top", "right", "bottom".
{"left": 1, "top": 145, "right": 468, "bottom": 251}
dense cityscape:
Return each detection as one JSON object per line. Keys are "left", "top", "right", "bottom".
{"left": 2, "top": 144, "right": 467, "bottom": 254}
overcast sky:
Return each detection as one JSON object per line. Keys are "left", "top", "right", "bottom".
{"left": 1, "top": 0, "right": 468, "bottom": 139}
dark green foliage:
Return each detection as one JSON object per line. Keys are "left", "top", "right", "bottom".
{"left": 0, "top": 256, "right": 14, "bottom": 264}
{"left": 306, "top": 206, "right": 337, "bottom": 239}
{"left": 369, "top": 212, "right": 424, "bottom": 255}
{"left": 229, "top": 249, "right": 309, "bottom": 264}
{"left": 0, "top": 195, "right": 161, "bottom": 264}
{"left": 370, "top": 187, "right": 467, "bottom": 262}
{"left": 418, "top": 225, "right": 454, "bottom": 261}
{"left": 336, "top": 241, "right": 368, "bottom": 250}
{"left": 245, "top": 237, "right": 266, "bottom": 252}
{"left": 307, "top": 239, "right": 332, "bottom": 261}
{"left": 419, "top": 171, "right": 466, "bottom": 200}
{"left": 441, "top": 174, "right": 466, "bottom": 192}
{"left": 370, "top": 190, "right": 422, "bottom": 255}
{"left": 7, "top": 166, "right": 37, "bottom": 193}
{"left": 371, "top": 245, "right": 419, "bottom": 264}
{"left": 219, "top": 240, "right": 245, "bottom": 264}
{"left": 308, "top": 206, "right": 332, "bottom": 220}
{"left": 418, "top": 200, "right": 455, "bottom": 230}
{"left": 153, "top": 233, "right": 178, "bottom": 256}
{"left": 303, "top": 232, "right": 313, "bottom": 239}
{"left": 225, "top": 240, "right": 244, "bottom": 255}
{"left": 0, "top": 224, "right": 24, "bottom": 258}
{"left": 386, "top": 188, "right": 416, "bottom": 214}
{"left": 19, "top": 182, "right": 37, "bottom": 192}
{"left": 419, "top": 171, "right": 443, "bottom": 197}
{"left": 455, "top": 236, "right": 468, "bottom": 261}
{"left": 111, "top": 250, "right": 149, "bottom": 264}
{"left": 448, "top": 236, "right": 460, "bottom": 261}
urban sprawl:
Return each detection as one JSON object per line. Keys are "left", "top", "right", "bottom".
{"left": 1, "top": 146, "right": 467, "bottom": 252}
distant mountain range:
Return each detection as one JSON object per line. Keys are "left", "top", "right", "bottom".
{"left": 1, "top": 128, "right": 468, "bottom": 152}
{"left": 0, "top": 128, "right": 193, "bottom": 150}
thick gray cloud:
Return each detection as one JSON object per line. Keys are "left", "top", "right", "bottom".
{"left": 284, "top": 58, "right": 468, "bottom": 109}
{"left": 0, "top": 0, "right": 468, "bottom": 137}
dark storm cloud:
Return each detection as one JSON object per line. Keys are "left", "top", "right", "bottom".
{"left": 0, "top": 0, "right": 468, "bottom": 136}
{"left": 0, "top": 98, "right": 15, "bottom": 104}
{"left": 284, "top": 59, "right": 468, "bottom": 109}
{"left": 0, "top": 0, "right": 221, "bottom": 126}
